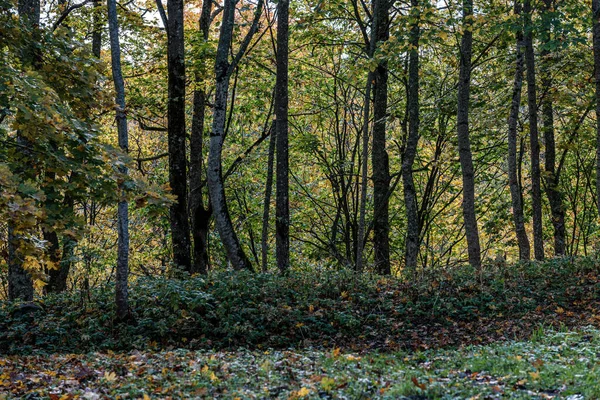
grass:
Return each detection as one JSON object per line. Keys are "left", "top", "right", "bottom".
{"left": 1, "top": 326, "right": 600, "bottom": 399}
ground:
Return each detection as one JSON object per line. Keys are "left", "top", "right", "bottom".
{"left": 1, "top": 327, "right": 599, "bottom": 399}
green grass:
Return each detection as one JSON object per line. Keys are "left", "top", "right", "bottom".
{"left": 2, "top": 327, "right": 600, "bottom": 399}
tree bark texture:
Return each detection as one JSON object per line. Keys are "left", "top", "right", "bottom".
{"left": 275, "top": 0, "right": 290, "bottom": 274}
{"left": 372, "top": 0, "right": 391, "bottom": 275}
{"left": 167, "top": 0, "right": 192, "bottom": 271}
{"left": 540, "top": 0, "right": 565, "bottom": 256}
{"left": 507, "top": 0, "right": 531, "bottom": 261}
{"left": 261, "top": 123, "right": 276, "bottom": 272}
{"left": 108, "top": 0, "right": 130, "bottom": 320}
{"left": 524, "top": 0, "right": 545, "bottom": 260}
{"left": 189, "top": 0, "right": 213, "bottom": 274}
{"left": 402, "top": 0, "right": 421, "bottom": 271}
{"left": 456, "top": 0, "right": 482, "bottom": 270}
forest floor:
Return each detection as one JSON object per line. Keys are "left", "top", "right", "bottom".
{"left": 1, "top": 326, "right": 600, "bottom": 399}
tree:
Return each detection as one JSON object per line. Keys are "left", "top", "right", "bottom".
{"left": 207, "top": 0, "right": 263, "bottom": 271}
{"left": 540, "top": 0, "right": 565, "bottom": 256}
{"left": 402, "top": 0, "right": 421, "bottom": 271}
{"left": 507, "top": 0, "right": 530, "bottom": 261}
{"left": 166, "top": 0, "right": 192, "bottom": 271}
{"left": 593, "top": 0, "right": 600, "bottom": 217}
{"left": 275, "top": 0, "right": 290, "bottom": 274}
{"left": 107, "top": 0, "right": 130, "bottom": 320}
{"left": 372, "top": 0, "right": 391, "bottom": 275}
{"left": 456, "top": 0, "right": 482, "bottom": 270}
{"left": 523, "top": 0, "right": 544, "bottom": 260}
{"left": 189, "top": 0, "right": 213, "bottom": 274}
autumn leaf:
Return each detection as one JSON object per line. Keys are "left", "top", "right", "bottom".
{"left": 411, "top": 376, "right": 426, "bottom": 390}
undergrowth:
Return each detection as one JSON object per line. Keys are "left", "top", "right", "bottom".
{"left": 1, "top": 257, "right": 600, "bottom": 354}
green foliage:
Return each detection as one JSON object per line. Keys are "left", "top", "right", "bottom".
{"left": 2, "top": 258, "right": 600, "bottom": 354}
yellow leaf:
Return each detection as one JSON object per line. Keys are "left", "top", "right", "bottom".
{"left": 297, "top": 387, "right": 311, "bottom": 397}
{"left": 556, "top": 307, "right": 565, "bottom": 314}
{"left": 143, "top": 395, "right": 151, "bottom": 400}
{"left": 210, "top": 372, "right": 218, "bottom": 381}
{"left": 529, "top": 371, "right": 540, "bottom": 380}
{"left": 332, "top": 347, "right": 341, "bottom": 358}
{"left": 104, "top": 371, "right": 117, "bottom": 381}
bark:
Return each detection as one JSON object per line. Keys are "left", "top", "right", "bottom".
{"left": 507, "top": 0, "right": 531, "bottom": 261}
{"left": 402, "top": 0, "right": 420, "bottom": 271}
{"left": 167, "top": 0, "right": 192, "bottom": 271}
{"left": 275, "top": 0, "right": 290, "bottom": 274}
{"left": 540, "top": 0, "right": 564, "bottom": 256}
{"left": 189, "top": 0, "right": 213, "bottom": 275}
{"left": 372, "top": 0, "right": 391, "bottom": 275}
{"left": 207, "top": 0, "right": 263, "bottom": 271}
{"left": 593, "top": 0, "right": 600, "bottom": 217}
{"left": 524, "top": 0, "right": 544, "bottom": 260}
{"left": 92, "top": 0, "right": 102, "bottom": 58}
{"left": 8, "top": 0, "right": 40, "bottom": 301}
{"left": 456, "top": 0, "right": 482, "bottom": 270}
{"left": 261, "top": 123, "right": 276, "bottom": 272}
{"left": 108, "top": 0, "right": 130, "bottom": 320}
{"left": 356, "top": 74, "right": 373, "bottom": 272}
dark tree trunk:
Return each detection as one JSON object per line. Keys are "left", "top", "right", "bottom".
{"left": 507, "top": 0, "right": 530, "bottom": 261}
{"left": 275, "top": 0, "right": 290, "bottom": 274}
{"left": 540, "top": 0, "right": 564, "bottom": 256}
{"left": 189, "top": 0, "right": 213, "bottom": 275}
{"left": 372, "top": 0, "right": 391, "bottom": 275}
{"left": 402, "top": 0, "right": 420, "bottom": 271}
{"left": 456, "top": 0, "right": 482, "bottom": 270}
{"left": 207, "top": 0, "right": 263, "bottom": 271}
{"left": 92, "top": 0, "right": 102, "bottom": 58}
{"left": 524, "top": 0, "right": 544, "bottom": 260}
{"left": 261, "top": 123, "right": 276, "bottom": 272}
{"left": 167, "top": 0, "right": 192, "bottom": 271}
{"left": 108, "top": 0, "right": 130, "bottom": 320}
{"left": 8, "top": 0, "right": 40, "bottom": 301}
{"left": 593, "top": 0, "right": 600, "bottom": 217}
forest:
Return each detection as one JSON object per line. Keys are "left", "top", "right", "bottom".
{"left": 2, "top": 0, "right": 600, "bottom": 397}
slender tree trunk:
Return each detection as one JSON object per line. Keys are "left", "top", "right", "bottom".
{"left": 166, "top": 0, "right": 192, "bottom": 271}
{"left": 540, "top": 0, "right": 564, "bottom": 256}
{"left": 403, "top": 0, "right": 420, "bottom": 271}
{"left": 456, "top": 0, "right": 482, "bottom": 270}
{"left": 524, "top": 0, "right": 544, "bottom": 260}
{"left": 593, "top": 0, "right": 600, "bottom": 217}
{"left": 189, "top": 0, "right": 213, "bottom": 274}
{"left": 372, "top": 0, "right": 391, "bottom": 275}
{"left": 261, "top": 123, "right": 276, "bottom": 272}
{"left": 508, "top": 0, "right": 530, "bottom": 261}
{"left": 8, "top": 0, "right": 40, "bottom": 301}
{"left": 107, "top": 0, "right": 130, "bottom": 320}
{"left": 356, "top": 74, "right": 373, "bottom": 272}
{"left": 208, "top": 0, "right": 263, "bottom": 271}
{"left": 275, "top": 0, "right": 290, "bottom": 274}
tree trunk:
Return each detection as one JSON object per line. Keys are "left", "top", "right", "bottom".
{"left": 261, "top": 123, "right": 276, "bottom": 272}
{"left": 592, "top": 0, "right": 600, "bottom": 218}
{"left": 508, "top": 0, "right": 530, "bottom": 261}
{"left": 456, "top": 0, "right": 482, "bottom": 270}
{"left": 524, "top": 0, "right": 544, "bottom": 260}
{"left": 208, "top": 0, "right": 263, "bottom": 271}
{"left": 167, "top": 0, "right": 192, "bottom": 271}
{"left": 540, "top": 0, "right": 564, "bottom": 256}
{"left": 107, "top": 0, "right": 130, "bottom": 320}
{"left": 403, "top": 0, "right": 421, "bottom": 271}
{"left": 92, "top": 0, "right": 102, "bottom": 58}
{"left": 189, "top": 0, "right": 213, "bottom": 275}
{"left": 372, "top": 0, "right": 391, "bottom": 275}
{"left": 275, "top": 0, "right": 290, "bottom": 274}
